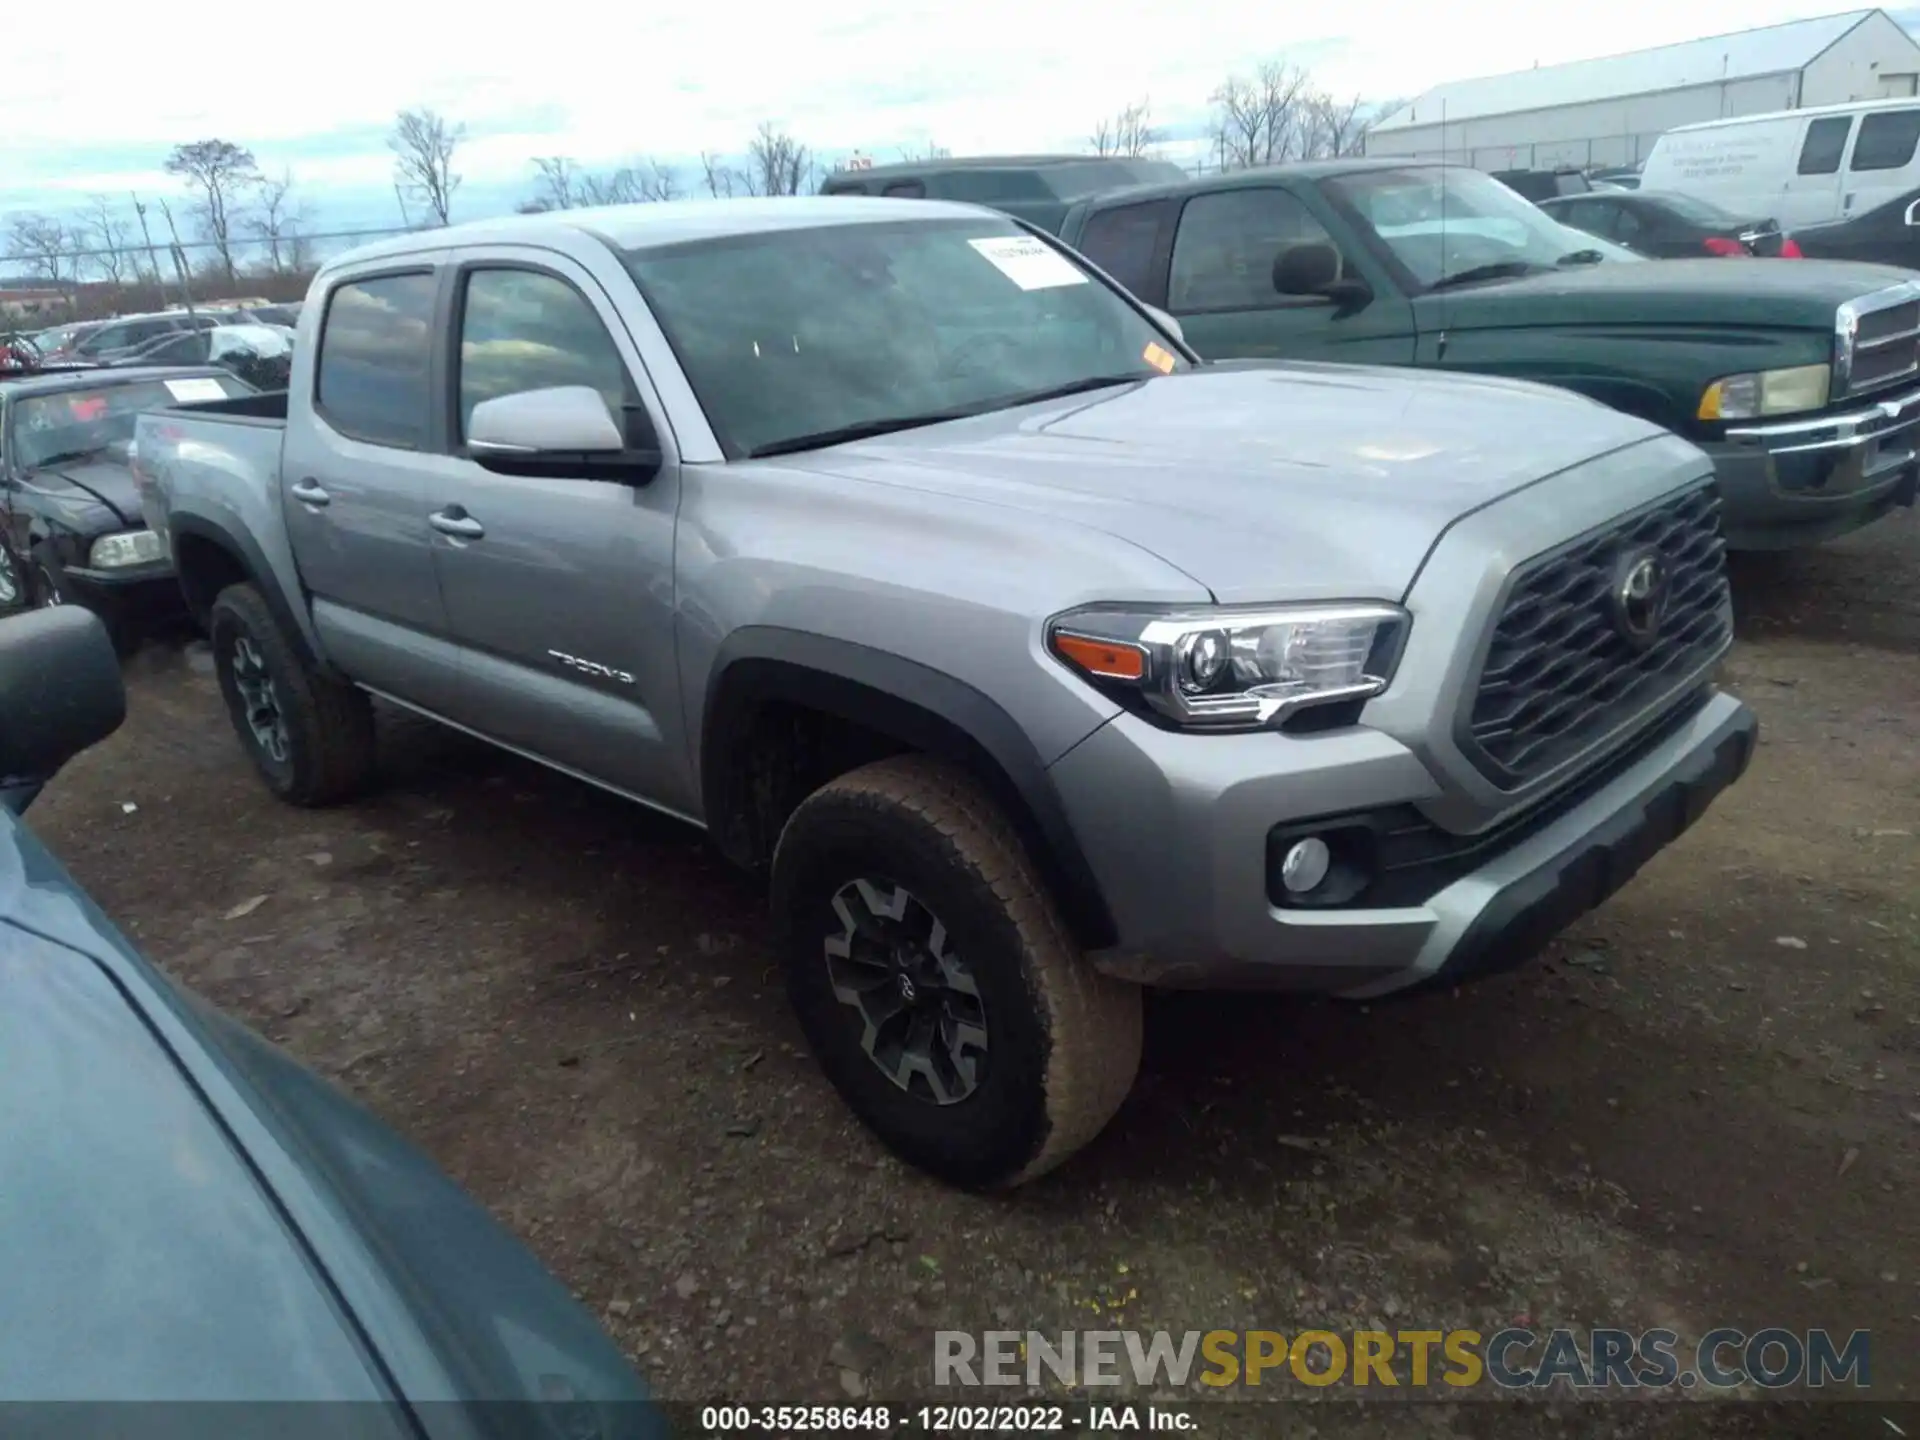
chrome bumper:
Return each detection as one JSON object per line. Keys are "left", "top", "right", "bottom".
{"left": 1722, "top": 383, "right": 1920, "bottom": 458}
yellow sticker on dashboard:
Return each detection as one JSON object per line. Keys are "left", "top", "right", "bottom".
{"left": 1143, "top": 342, "right": 1175, "bottom": 374}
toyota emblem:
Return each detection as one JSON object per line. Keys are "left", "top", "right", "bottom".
{"left": 1610, "top": 550, "right": 1670, "bottom": 648}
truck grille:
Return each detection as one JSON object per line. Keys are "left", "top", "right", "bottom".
{"left": 1843, "top": 289, "right": 1920, "bottom": 396}
{"left": 1461, "top": 483, "right": 1730, "bottom": 790}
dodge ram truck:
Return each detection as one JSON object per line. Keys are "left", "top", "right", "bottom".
{"left": 137, "top": 197, "right": 1757, "bottom": 1190}
{"left": 1041, "top": 159, "right": 1920, "bottom": 550}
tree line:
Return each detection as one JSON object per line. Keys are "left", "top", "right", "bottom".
{"left": 4, "top": 54, "right": 1382, "bottom": 320}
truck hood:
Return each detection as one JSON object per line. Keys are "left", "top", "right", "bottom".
{"left": 1427, "top": 257, "right": 1915, "bottom": 331}
{"left": 23, "top": 453, "right": 141, "bottom": 528}
{"left": 781, "top": 363, "right": 1677, "bottom": 602}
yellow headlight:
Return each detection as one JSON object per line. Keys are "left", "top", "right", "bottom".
{"left": 1698, "top": 364, "right": 1831, "bottom": 422}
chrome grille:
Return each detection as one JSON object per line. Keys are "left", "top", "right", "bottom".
{"left": 1841, "top": 287, "right": 1920, "bottom": 396}
{"left": 1462, "top": 484, "right": 1731, "bottom": 790}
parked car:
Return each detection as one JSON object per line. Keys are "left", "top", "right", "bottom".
{"left": 0, "top": 365, "right": 256, "bottom": 643}
{"left": 70, "top": 311, "right": 227, "bottom": 362}
{"left": 1587, "top": 165, "right": 1643, "bottom": 191}
{"left": 141, "top": 196, "right": 1755, "bottom": 1190}
{"left": 29, "top": 319, "right": 109, "bottom": 361}
{"left": 821, "top": 154, "right": 1190, "bottom": 233}
{"left": 0, "top": 605, "right": 666, "bottom": 1427}
{"left": 1789, "top": 184, "right": 1920, "bottom": 269}
{"left": 1640, "top": 98, "right": 1920, "bottom": 230}
{"left": 228, "top": 301, "right": 304, "bottom": 327}
{"left": 1540, "top": 190, "right": 1802, "bottom": 258}
{"left": 115, "top": 322, "right": 295, "bottom": 392}
{"left": 1489, "top": 167, "right": 1592, "bottom": 202}
{"left": 1054, "top": 159, "right": 1920, "bottom": 549}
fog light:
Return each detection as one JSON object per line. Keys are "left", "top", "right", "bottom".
{"left": 1279, "top": 837, "right": 1332, "bottom": 894}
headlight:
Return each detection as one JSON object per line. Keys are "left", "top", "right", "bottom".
{"left": 1047, "top": 602, "right": 1408, "bottom": 730}
{"left": 88, "top": 530, "right": 166, "bottom": 569}
{"left": 1698, "top": 363, "right": 1830, "bottom": 421}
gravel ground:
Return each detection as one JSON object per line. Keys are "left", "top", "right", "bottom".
{"left": 27, "top": 510, "right": 1920, "bottom": 1438}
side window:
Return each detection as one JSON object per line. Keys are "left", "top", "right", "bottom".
{"left": 1798, "top": 117, "right": 1852, "bottom": 175}
{"left": 1610, "top": 206, "right": 1645, "bottom": 242}
{"left": 456, "top": 268, "right": 631, "bottom": 441}
{"left": 80, "top": 325, "right": 125, "bottom": 353}
{"left": 314, "top": 272, "right": 438, "bottom": 449}
{"left": 882, "top": 181, "right": 926, "bottom": 198}
{"left": 1850, "top": 110, "right": 1920, "bottom": 171}
{"left": 1168, "top": 188, "right": 1336, "bottom": 313}
{"left": 1074, "top": 200, "right": 1173, "bottom": 303}
{"left": 1552, "top": 199, "right": 1605, "bottom": 232}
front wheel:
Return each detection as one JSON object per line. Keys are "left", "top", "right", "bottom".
{"left": 771, "top": 755, "right": 1142, "bottom": 1190}
{"left": 209, "top": 582, "right": 378, "bottom": 806}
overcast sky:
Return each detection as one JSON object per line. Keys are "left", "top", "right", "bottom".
{"left": 1, "top": 0, "right": 1907, "bottom": 230}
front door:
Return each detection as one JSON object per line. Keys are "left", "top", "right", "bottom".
{"left": 1781, "top": 115, "right": 1852, "bottom": 227}
{"left": 1162, "top": 186, "right": 1416, "bottom": 366}
{"left": 424, "top": 251, "right": 692, "bottom": 814}
{"left": 281, "top": 264, "right": 461, "bottom": 713}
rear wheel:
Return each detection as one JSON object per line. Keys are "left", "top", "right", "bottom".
{"left": 771, "top": 755, "right": 1142, "bottom": 1190}
{"left": 209, "top": 582, "right": 377, "bottom": 806}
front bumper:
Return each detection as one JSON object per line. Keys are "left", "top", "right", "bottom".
{"left": 1708, "top": 384, "right": 1920, "bottom": 548}
{"left": 1051, "top": 690, "right": 1756, "bottom": 996}
{"left": 58, "top": 554, "right": 184, "bottom": 619}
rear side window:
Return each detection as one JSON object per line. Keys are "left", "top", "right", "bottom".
{"left": 1074, "top": 200, "right": 1172, "bottom": 303}
{"left": 314, "top": 272, "right": 438, "bottom": 448}
{"left": 882, "top": 181, "right": 926, "bottom": 198}
{"left": 1850, "top": 109, "right": 1920, "bottom": 171}
{"left": 1798, "top": 117, "right": 1852, "bottom": 175}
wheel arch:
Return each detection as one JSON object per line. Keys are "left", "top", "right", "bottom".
{"left": 700, "top": 629, "right": 1119, "bottom": 952}
{"left": 169, "top": 513, "right": 326, "bottom": 672}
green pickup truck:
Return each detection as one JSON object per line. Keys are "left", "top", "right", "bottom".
{"left": 1001, "top": 159, "right": 1920, "bottom": 550}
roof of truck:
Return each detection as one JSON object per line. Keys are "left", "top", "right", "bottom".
{"left": 1066, "top": 158, "right": 1463, "bottom": 210}
{"left": 327, "top": 196, "right": 1004, "bottom": 271}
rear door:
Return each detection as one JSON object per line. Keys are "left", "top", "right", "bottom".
{"left": 1163, "top": 184, "right": 1415, "bottom": 364}
{"left": 1782, "top": 115, "right": 1853, "bottom": 225}
{"left": 280, "top": 262, "right": 461, "bottom": 712}
{"left": 421, "top": 248, "right": 691, "bottom": 811}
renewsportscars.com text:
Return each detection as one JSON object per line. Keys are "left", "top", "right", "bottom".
{"left": 934, "top": 1328, "right": 1871, "bottom": 1391}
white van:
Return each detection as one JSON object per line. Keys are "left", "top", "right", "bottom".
{"left": 1641, "top": 98, "right": 1920, "bottom": 228}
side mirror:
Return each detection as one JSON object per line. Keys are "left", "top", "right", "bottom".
{"left": 466, "top": 386, "right": 660, "bottom": 484}
{"left": 1142, "top": 305, "right": 1185, "bottom": 343}
{"left": 1272, "top": 243, "right": 1374, "bottom": 310}
{"left": 0, "top": 607, "right": 126, "bottom": 811}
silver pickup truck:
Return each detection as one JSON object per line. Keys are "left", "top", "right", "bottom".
{"left": 136, "top": 197, "right": 1757, "bottom": 1190}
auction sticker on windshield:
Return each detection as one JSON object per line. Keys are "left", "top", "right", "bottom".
{"left": 163, "top": 377, "right": 229, "bottom": 403}
{"left": 968, "top": 236, "right": 1088, "bottom": 291}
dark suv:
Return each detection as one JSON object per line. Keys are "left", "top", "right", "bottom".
{"left": 821, "top": 154, "right": 1190, "bottom": 232}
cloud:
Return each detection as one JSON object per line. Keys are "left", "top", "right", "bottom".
{"left": 1, "top": 0, "right": 1896, "bottom": 222}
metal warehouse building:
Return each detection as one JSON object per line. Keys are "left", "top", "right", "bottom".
{"left": 1365, "top": 8, "right": 1920, "bottom": 171}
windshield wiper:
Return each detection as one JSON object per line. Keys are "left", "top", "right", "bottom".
{"left": 1427, "top": 261, "right": 1540, "bottom": 292}
{"left": 1556, "top": 249, "right": 1606, "bottom": 266}
{"left": 30, "top": 444, "right": 114, "bottom": 468}
{"left": 745, "top": 374, "right": 1147, "bottom": 459}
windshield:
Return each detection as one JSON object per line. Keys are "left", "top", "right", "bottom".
{"left": 1646, "top": 191, "right": 1742, "bottom": 225}
{"left": 9, "top": 375, "right": 250, "bottom": 469}
{"left": 624, "top": 217, "right": 1189, "bottom": 458}
{"left": 1328, "top": 166, "right": 1644, "bottom": 289}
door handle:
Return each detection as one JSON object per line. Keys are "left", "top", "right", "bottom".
{"left": 289, "top": 478, "right": 330, "bottom": 507}
{"left": 429, "top": 508, "right": 485, "bottom": 541}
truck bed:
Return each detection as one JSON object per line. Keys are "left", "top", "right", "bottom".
{"left": 152, "top": 389, "right": 289, "bottom": 426}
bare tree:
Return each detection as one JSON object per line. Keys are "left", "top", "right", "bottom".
{"left": 895, "top": 141, "right": 952, "bottom": 162}
{"left": 163, "top": 139, "right": 260, "bottom": 282}
{"left": 388, "top": 108, "right": 465, "bottom": 227}
{"left": 1209, "top": 62, "right": 1314, "bottom": 170}
{"left": 637, "top": 159, "right": 681, "bottom": 201}
{"left": 1091, "top": 98, "right": 1157, "bottom": 158}
{"left": 1301, "top": 92, "right": 1368, "bottom": 159}
{"left": 745, "top": 122, "right": 810, "bottom": 196}
{"left": 5, "top": 214, "right": 73, "bottom": 287}
{"left": 82, "top": 195, "right": 133, "bottom": 286}
{"left": 520, "top": 154, "right": 681, "bottom": 213}
{"left": 699, "top": 150, "right": 740, "bottom": 198}
{"left": 249, "top": 168, "right": 307, "bottom": 273}
{"left": 526, "top": 156, "right": 583, "bottom": 212}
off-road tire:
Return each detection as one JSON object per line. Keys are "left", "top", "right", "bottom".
{"left": 771, "top": 754, "right": 1142, "bottom": 1190}
{"left": 209, "top": 581, "right": 377, "bottom": 806}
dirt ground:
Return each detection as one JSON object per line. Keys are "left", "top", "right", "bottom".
{"left": 29, "top": 510, "right": 1920, "bottom": 1437}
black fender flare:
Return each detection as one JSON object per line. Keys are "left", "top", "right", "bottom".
{"left": 168, "top": 512, "right": 325, "bottom": 671}
{"left": 701, "top": 627, "right": 1118, "bottom": 951}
